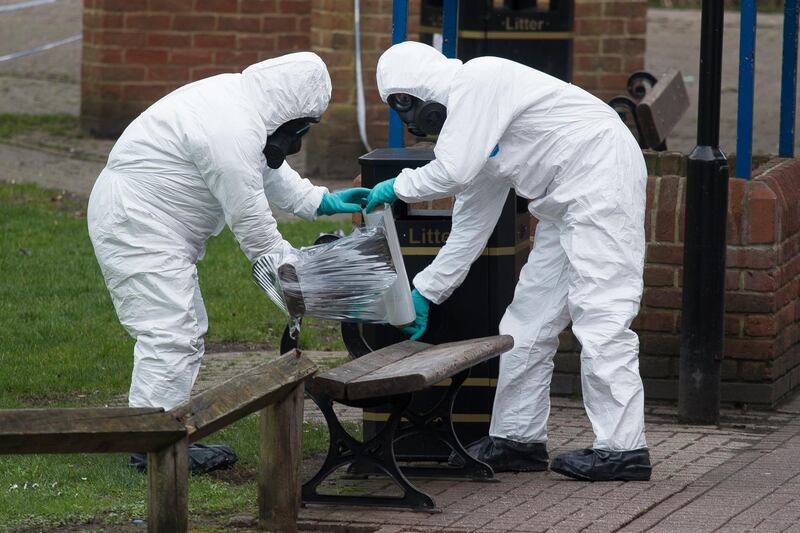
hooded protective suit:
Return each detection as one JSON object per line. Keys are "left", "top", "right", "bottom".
{"left": 88, "top": 53, "right": 331, "bottom": 410}
{"left": 377, "top": 42, "right": 647, "bottom": 452}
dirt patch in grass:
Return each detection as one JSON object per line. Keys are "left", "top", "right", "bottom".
{"left": 16, "top": 391, "right": 97, "bottom": 408}
{"left": 206, "top": 466, "right": 256, "bottom": 486}
{"left": 49, "top": 191, "right": 87, "bottom": 216}
{"left": 205, "top": 341, "right": 274, "bottom": 353}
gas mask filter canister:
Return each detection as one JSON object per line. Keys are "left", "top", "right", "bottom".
{"left": 387, "top": 93, "right": 447, "bottom": 137}
{"left": 264, "top": 116, "right": 319, "bottom": 169}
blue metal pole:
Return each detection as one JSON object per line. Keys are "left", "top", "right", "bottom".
{"left": 388, "top": 0, "right": 408, "bottom": 148}
{"left": 780, "top": 0, "right": 799, "bottom": 157}
{"left": 441, "top": 0, "right": 459, "bottom": 58}
{"left": 735, "top": 0, "right": 756, "bottom": 179}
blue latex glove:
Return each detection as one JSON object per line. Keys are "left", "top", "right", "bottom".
{"left": 400, "top": 289, "right": 429, "bottom": 341}
{"left": 365, "top": 178, "right": 398, "bottom": 213}
{"left": 317, "top": 188, "right": 370, "bottom": 216}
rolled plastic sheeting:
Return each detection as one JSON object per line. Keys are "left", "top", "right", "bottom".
{"left": 364, "top": 205, "right": 415, "bottom": 327}
{"left": 252, "top": 208, "right": 414, "bottom": 326}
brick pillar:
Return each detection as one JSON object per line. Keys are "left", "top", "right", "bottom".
{"left": 553, "top": 153, "right": 800, "bottom": 407}
{"left": 81, "top": 0, "right": 310, "bottom": 137}
{"left": 305, "top": 0, "right": 403, "bottom": 179}
{"left": 572, "top": 0, "right": 647, "bottom": 102}
{"left": 305, "top": 0, "right": 358, "bottom": 179}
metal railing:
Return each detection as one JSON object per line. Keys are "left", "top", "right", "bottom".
{"left": 736, "top": 0, "right": 799, "bottom": 179}
{"left": 779, "top": 0, "right": 799, "bottom": 158}
{"left": 388, "top": 0, "right": 459, "bottom": 148}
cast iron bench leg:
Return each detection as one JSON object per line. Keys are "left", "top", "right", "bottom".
{"left": 396, "top": 369, "right": 496, "bottom": 481}
{"left": 302, "top": 392, "right": 438, "bottom": 512}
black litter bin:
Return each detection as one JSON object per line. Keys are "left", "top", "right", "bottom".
{"left": 421, "top": 0, "right": 574, "bottom": 81}
{"left": 358, "top": 148, "right": 530, "bottom": 460}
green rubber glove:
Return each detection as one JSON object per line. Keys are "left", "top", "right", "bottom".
{"left": 317, "top": 188, "right": 371, "bottom": 216}
{"left": 365, "top": 178, "right": 398, "bottom": 213}
{"left": 400, "top": 289, "right": 430, "bottom": 341}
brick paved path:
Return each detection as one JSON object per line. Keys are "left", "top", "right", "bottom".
{"left": 621, "top": 395, "right": 800, "bottom": 533}
{"left": 185, "top": 351, "right": 800, "bottom": 532}
{"left": 297, "top": 398, "right": 795, "bottom": 532}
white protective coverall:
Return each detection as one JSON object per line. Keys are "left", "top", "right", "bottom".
{"left": 88, "top": 53, "right": 331, "bottom": 410}
{"left": 377, "top": 42, "right": 647, "bottom": 451}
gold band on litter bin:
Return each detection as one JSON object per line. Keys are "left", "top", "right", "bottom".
{"left": 420, "top": 26, "right": 573, "bottom": 40}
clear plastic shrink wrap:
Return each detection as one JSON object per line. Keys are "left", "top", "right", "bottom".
{"left": 252, "top": 206, "right": 415, "bottom": 326}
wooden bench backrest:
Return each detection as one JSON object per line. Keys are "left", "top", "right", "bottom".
{"left": 172, "top": 350, "right": 317, "bottom": 441}
{"left": 0, "top": 351, "right": 317, "bottom": 454}
{"left": 311, "top": 336, "right": 513, "bottom": 402}
{"left": 636, "top": 68, "right": 690, "bottom": 149}
{"left": 0, "top": 407, "right": 185, "bottom": 454}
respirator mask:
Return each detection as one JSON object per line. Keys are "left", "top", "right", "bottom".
{"left": 263, "top": 116, "right": 319, "bottom": 169}
{"left": 387, "top": 93, "right": 447, "bottom": 137}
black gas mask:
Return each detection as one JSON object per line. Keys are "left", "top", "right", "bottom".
{"left": 387, "top": 93, "right": 447, "bottom": 137}
{"left": 263, "top": 116, "right": 319, "bottom": 169}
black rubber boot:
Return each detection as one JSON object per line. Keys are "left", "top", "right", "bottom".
{"left": 128, "top": 444, "right": 237, "bottom": 475}
{"left": 550, "top": 448, "right": 652, "bottom": 481}
{"left": 128, "top": 452, "right": 147, "bottom": 472}
{"left": 447, "top": 436, "right": 549, "bottom": 473}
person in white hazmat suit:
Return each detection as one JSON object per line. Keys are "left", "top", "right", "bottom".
{"left": 365, "top": 42, "right": 651, "bottom": 481}
{"left": 88, "top": 52, "right": 369, "bottom": 473}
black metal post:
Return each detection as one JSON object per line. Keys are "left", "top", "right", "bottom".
{"left": 678, "top": 0, "right": 729, "bottom": 424}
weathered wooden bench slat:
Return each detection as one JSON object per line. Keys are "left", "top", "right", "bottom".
{"left": 172, "top": 350, "right": 317, "bottom": 442}
{"left": 309, "top": 340, "right": 430, "bottom": 400}
{"left": 341, "top": 336, "right": 512, "bottom": 401}
{"left": 0, "top": 408, "right": 186, "bottom": 454}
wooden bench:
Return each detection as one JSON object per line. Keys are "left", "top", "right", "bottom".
{"left": 0, "top": 350, "right": 316, "bottom": 533}
{"left": 303, "top": 335, "right": 513, "bottom": 512}
{"left": 608, "top": 68, "right": 690, "bottom": 151}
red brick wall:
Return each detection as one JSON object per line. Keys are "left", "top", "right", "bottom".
{"left": 81, "top": 0, "right": 311, "bottom": 137}
{"left": 553, "top": 154, "right": 800, "bottom": 407}
{"left": 306, "top": 0, "right": 363, "bottom": 179}
{"left": 573, "top": 0, "right": 647, "bottom": 102}
{"left": 306, "top": 0, "right": 399, "bottom": 178}
{"left": 81, "top": 0, "right": 647, "bottom": 173}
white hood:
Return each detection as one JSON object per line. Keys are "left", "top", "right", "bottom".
{"left": 242, "top": 52, "right": 332, "bottom": 134}
{"left": 376, "top": 41, "right": 462, "bottom": 105}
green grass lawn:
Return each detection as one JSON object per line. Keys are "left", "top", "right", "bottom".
{"left": 0, "top": 182, "right": 355, "bottom": 530}
{"left": 0, "top": 114, "right": 82, "bottom": 140}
